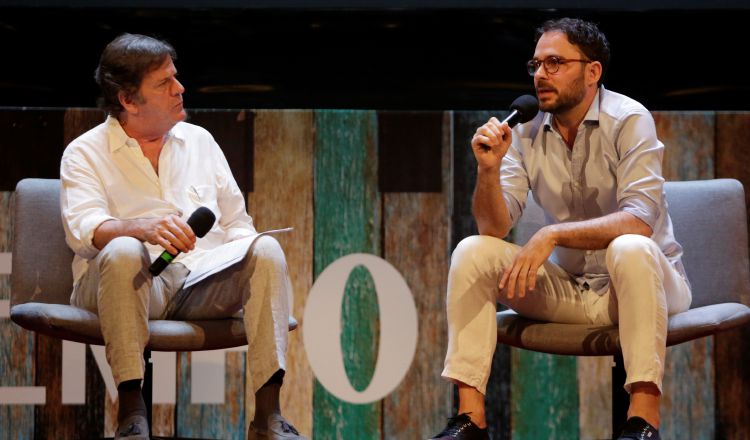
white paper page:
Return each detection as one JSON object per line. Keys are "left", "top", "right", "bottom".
{"left": 182, "top": 227, "right": 293, "bottom": 289}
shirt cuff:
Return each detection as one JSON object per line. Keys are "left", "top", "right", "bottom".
{"left": 621, "top": 201, "right": 657, "bottom": 230}
{"left": 78, "top": 214, "right": 117, "bottom": 258}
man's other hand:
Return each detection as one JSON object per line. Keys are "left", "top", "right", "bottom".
{"left": 498, "top": 226, "right": 557, "bottom": 299}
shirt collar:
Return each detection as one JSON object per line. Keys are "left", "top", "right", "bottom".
{"left": 106, "top": 115, "right": 186, "bottom": 152}
{"left": 542, "top": 86, "right": 603, "bottom": 132}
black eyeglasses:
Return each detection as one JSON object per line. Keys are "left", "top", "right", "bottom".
{"left": 526, "top": 56, "right": 592, "bottom": 76}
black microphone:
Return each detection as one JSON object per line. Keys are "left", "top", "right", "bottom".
{"left": 148, "top": 206, "right": 216, "bottom": 276}
{"left": 480, "top": 94, "right": 539, "bottom": 149}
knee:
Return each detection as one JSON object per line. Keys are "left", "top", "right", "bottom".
{"left": 249, "top": 235, "right": 287, "bottom": 269}
{"left": 606, "top": 234, "right": 659, "bottom": 274}
{"left": 450, "top": 235, "right": 514, "bottom": 273}
{"left": 98, "top": 237, "right": 149, "bottom": 270}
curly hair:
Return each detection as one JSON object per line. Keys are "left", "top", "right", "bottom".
{"left": 94, "top": 33, "right": 177, "bottom": 116}
{"left": 536, "top": 18, "right": 610, "bottom": 87}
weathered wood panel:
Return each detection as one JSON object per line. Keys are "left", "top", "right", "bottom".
{"left": 33, "top": 338, "right": 106, "bottom": 439}
{"left": 653, "top": 111, "right": 716, "bottom": 440}
{"left": 715, "top": 112, "right": 750, "bottom": 440}
{"left": 0, "top": 190, "right": 35, "bottom": 440}
{"left": 655, "top": 111, "right": 715, "bottom": 182}
{"left": 248, "top": 110, "right": 315, "bottom": 437}
{"left": 174, "top": 110, "right": 251, "bottom": 439}
{"left": 452, "top": 110, "right": 512, "bottom": 440}
{"left": 312, "top": 110, "right": 381, "bottom": 440}
{"left": 174, "top": 350, "right": 245, "bottom": 438}
{"left": 383, "top": 111, "right": 453, "bottom": 438}
{"left": 577, "top": 356, "right": 611, "bottom": 440}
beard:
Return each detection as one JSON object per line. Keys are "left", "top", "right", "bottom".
{"left": 537, "top": 73, "right": 587, "bottom": 115}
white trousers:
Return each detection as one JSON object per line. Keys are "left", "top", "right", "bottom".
{"left": 71, "top": 235, "right": 292, "bottom": 393}
{"left": 442, "top": 234, "right": 692, "bottom": 395}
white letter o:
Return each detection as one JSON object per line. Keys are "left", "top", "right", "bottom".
{"left": 303, "top": 253, "right": 418, "bottom": 404}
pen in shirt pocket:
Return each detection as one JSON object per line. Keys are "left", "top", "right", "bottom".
{"left": 189, "top": 185, "right": 201, "bottom": 202}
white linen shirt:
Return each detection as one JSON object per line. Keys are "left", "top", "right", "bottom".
{"left": 501, "top": 86, "right": 686, "bottom": 294}
{"left": 60, "top": 116, "right": 257, "bottom": 283}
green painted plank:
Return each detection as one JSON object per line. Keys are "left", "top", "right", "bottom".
{"left": 511, "top": 349, "right": 579, "bottom": 439}
{"left": 313, "top": 110, "right": 381, "bottom": 440}
{"left": 0, "top": 191, "right": 35, "bottom": 440}
{"left": 383, "top": 111, "right": 453, "bottom": 438}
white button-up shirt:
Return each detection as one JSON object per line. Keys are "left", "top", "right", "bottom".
{"left": 502, "top": 87, "right": 686, "bottom": 294}
{"left": 60, "top": 116, "right": 257, "bottom": 282}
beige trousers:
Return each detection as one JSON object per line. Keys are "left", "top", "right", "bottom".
{"left": 71, "top": 235, "right": 291, "bottom": 392}
{"left": 442, "top": 234, "right": 692, "bottom": 395}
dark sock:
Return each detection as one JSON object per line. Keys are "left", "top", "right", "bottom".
{"left": 117, "top": 379, "right": 147, "bottom": 424}
{"left": 253, "top": 369, "right": 285, "bottom": 429}
{"left": 266, "top": 369, "right": 285, "bottom": 385}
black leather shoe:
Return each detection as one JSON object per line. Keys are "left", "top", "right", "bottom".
{"left": 115, "top": 414, "right": 149, "bottom": 440}
{"left": 428, "top": 413, "right": 489, "bottom": 440}
{"left": 616, "top": 416, "right": 660, "bottom": 440}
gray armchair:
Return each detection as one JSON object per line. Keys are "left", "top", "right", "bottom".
{"left": 496, "top": 178, "right": 750, "bottom": 435}
{"left": 10, "top": 178, "right": 296, "bottom": 438}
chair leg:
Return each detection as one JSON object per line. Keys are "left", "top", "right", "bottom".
{"left": 143, "top": 349, "right": 154, "bottom": 437}
{"left": 611, "top": 353, "right": 629, "bottom": 438}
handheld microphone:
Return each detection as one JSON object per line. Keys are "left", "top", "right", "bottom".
{"left": 148, "top": 206, "right": 216, "bottom": 276}
{"left": 480, "top": 94, "right": 539, "bottom": 149}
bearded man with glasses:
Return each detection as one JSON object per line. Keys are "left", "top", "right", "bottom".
{"left": 429, "top": 17, "right": 690, "bottom": 440}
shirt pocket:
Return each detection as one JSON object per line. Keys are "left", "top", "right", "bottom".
{"left": 187, "top": 185, "right": 220, "bottom": 219}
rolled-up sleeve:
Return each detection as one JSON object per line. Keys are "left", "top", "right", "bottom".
{"left": 60, "top": 153, "right": 115, "bottom": 259}
{"left": 615, "top": 111, "right": 665, "bottom": 229}
{"left": 500, "top": 140, "right": 530, "bottom": 227}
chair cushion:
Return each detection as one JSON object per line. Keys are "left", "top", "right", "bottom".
{"left": 496, "top": 302, "right": 750, "bottom": 356}
{"left": 11, "top": 303, "right": 248, "bottom": 351}
{"left": 11, "top": 303, "right": 298, "bottom": 351}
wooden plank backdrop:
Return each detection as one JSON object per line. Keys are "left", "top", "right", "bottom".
{"left": 0, "top": 107, "right": 749, "bottom": 440}
{"left": 312, "top": 110, "right": 382, "bottom": 440}
{"left": 715, "top": 112, "right": 750, "bottom": 440}
{"left": 654, "top": 111, "right": 716, "bottom": 440}
{"left": 382, "top": 111, "right": 453, "bottom": 439}
{"left": 248, "top": 110, "right": 315, "bottom": 437}
{"left": 0, "top": 190, "right": 35, "bottom": 440}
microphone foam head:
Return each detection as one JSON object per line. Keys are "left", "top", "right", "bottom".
{"left": 510, "top": 94, "right": 539, "bottom": 124}
{"left": 187, "top": 206, "right": 216, "bottom": 238}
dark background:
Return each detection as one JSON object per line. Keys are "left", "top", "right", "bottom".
{"left": 1, "top": 1, "right": 748, "bottom": 111}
